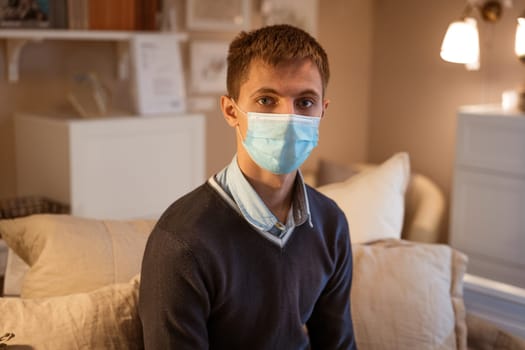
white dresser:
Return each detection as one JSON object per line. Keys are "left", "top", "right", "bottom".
{"left": 450, "top": 105, "right": 525, "bottom": 339}
{"left": 15, "top": 113, "right": 205, "bottom": 220}
{"left": 450, "top": 105, "right": 525, "bottom": 288}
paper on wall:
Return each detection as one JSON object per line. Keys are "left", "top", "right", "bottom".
{"left": 131, "top": 34, "right": 186, "bottom": 115}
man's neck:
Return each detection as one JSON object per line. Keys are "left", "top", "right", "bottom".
{"left": 237, "top": 153, "right": 296, "bottom": 223}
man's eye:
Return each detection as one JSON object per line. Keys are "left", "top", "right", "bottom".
{"left": 297, "top": 99, "right": 314, "bottom": 109}
{"left": 256, "top": 97, "right": 274, "bottom": 105}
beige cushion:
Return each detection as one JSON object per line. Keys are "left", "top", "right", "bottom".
{"left": 351, "top": 239, "right": 468, "bottom": 350}
{"left": 0, "top": 214, "right": 156, "bottom": 298}
{"left": 317, "top": 152, "right": 410, "bottom": 243}
{"left": 0, "top": 275, "right": 142, "bottom": 350}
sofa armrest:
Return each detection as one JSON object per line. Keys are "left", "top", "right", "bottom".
{"left": 402, "top": 173, "right": 446, "bottom": 243}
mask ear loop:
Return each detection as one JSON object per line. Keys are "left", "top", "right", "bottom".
{"left": 234, "top": 112, "right": 253, "bottom": 163}
{"left": 235, "top": 124, "right": 244, "bottom": 143}
{"left": 230, "top": 97, "right": 248, "bottom": 142}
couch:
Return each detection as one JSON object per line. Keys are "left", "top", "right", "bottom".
{"left": 0, "top": 152, "right": 523, "bottom": 350}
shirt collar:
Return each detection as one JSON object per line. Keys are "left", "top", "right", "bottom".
{"left": 216, "top": 156, "right": 312, "bottom": 234}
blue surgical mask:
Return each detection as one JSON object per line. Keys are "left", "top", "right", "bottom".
{"left": 233, "top": 102, "right": 321, "bottom": 174}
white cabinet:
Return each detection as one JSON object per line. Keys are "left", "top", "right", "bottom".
{"left": 450, "top": 105, "right": 525, "bottom": 289}
{"left": 15, "top": 113, "right": 205, "bottom": 220}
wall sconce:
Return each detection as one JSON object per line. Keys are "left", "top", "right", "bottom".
{"left": 440, "top": 0, "right": 508, "bottom": 70}
{"left": 440, "top": 15, "right": 480, "bottom": 70}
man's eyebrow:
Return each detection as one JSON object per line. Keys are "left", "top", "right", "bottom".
{"left": 298, "top": 89, "right": 322, "bottom": 98}
{"left": 249, "top": 88, "right": 279, "bottom": 98}
{"left": 250, "top": 88, "right": 322, "bottom": 98}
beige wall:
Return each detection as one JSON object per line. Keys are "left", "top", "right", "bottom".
{"left": 307, "top": 0, "right": 373, "bottom": 169}
{"left": 0, "top": 0, "right": 522, "bottom": 242}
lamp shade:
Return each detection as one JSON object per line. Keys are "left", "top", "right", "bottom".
{"left": 515, "top": 17, "right": 525, "bottom": 61}
{"left": 440, "top": 17, "right": 480, "bottom": 65}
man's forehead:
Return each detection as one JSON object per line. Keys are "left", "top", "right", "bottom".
{"left": 240, "top": 58, "right": 323, "bottom": 97}
{"left": 245, "top": 57, "right": 318, "bottom": 76}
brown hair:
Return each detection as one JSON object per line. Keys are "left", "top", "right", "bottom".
{"left": 226, "top": 24, "right": 330, "bottom": 100}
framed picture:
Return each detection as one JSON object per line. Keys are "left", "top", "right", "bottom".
{"left": 0, "top": 0, "right": 49, "bottom": 28}
{"left": 190, "top": 40, "right": 229, "bottom": 94}
{"left": 186, "top": 0, "right": 250, "bottom": 31}
{"left": 0, "top": 0, "right": 68, "bottom": 28}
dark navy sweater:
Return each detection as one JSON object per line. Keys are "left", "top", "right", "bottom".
{"left": 139, "top": 181, "right": 356, "bottom": 349}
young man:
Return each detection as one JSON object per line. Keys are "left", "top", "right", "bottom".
{"left": 139, "top": 24, "right": 356, "bottom": 349}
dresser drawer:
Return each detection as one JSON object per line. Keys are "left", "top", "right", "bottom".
{"left": 449, "top": 169, "right": 525, "bottom": 287}
{"left": 456, "top": 112, "right": 525, "bottom": 176}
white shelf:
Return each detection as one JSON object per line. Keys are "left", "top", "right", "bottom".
{"left": 0, "top": 29, "right": 188, "bottom": 41}
{"left": 0, "top": 29, "right": 189, "bottom": 82}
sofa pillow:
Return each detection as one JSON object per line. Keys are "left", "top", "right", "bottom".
{"left": 0, "top": 275, "right": 142, "bottom": 350}
{"left": 351, "top": 239, "right": 468, "bottom": 350}
{"left": 0, "top": 214, "right": 156, "bottom": 298}
{"left": 317, "top": 152, "right": 410, "bottom": 243}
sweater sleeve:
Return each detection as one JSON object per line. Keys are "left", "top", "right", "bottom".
{"left": 306, "top": 218, "right": 357, "bottom": 350}
{"left": 139, "top": 225, "right": 210, "bottom": 350}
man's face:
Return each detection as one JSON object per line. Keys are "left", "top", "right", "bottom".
{"left": 235, "top": 58, "right": 327, "bottom": 124}
{"left": 223, "top": 57, "right": 328, "bottom": 177}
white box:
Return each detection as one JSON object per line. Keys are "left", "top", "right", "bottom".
{"left": 15, "top": 113, "right": 205, "bottom": 220}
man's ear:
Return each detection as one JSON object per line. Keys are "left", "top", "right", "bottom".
{"left": 221, "top": 95, "right": 239, "bottom": 127}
